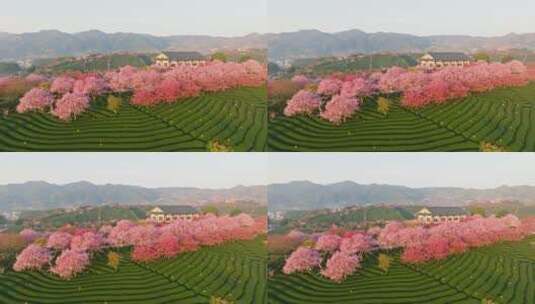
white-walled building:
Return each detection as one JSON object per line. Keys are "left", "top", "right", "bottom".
{"left": 415, "top": 207, "right": 468, "bottom": 224}
{"left": 153, "top": 51, "right": 207, "bottom": 68}
{"left": 419, "top": 52, "right": 473, "bottom": 70}
{"left": 148, "top": 205, "right": 200, "bottom": 223}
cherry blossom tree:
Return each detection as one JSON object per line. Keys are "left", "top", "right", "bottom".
{"left": 320, "top": 95, "right": 360, "bottom": 125}
{"left": 317, "top": 78, "right": 343, "bottom": 96}
{"left": 16, "top": 88, "right": 54, "bottom": 113}
{"left": 19, "top": 228, "right": 40, "bottom": 243}
{"left": 70, "top": 231, "right": 104, "bottom": 252}
{"left": 50, "top": 249, "right": 89, "bottom": 279}
{"left": 315, "top": 234, "right": 342, "bottom": 252}
{"left": 13, "top": 244, "right": 52, "bottom": 272}
{"left": 47, "top": 231, "right": 73, "bottom": 250}
{"left": 283, "top": 90, "right": 321, "bottom": 117}
{"left": 50, "top": 76, "right": 76, "bottom": 95}
{"left": 291, "top": 75, "right": 310, "bottom": 87}
{"left": 339, "top": 233, "right": 373, "bottom": 255}
{"left": 51, "top": 92, "right": 90, "bottom": 121}
{"left": 321, "top": 251, "right": 361, "bottom": 282}
{"left": 282, "top": 247, "right": 321, "bottom": 274}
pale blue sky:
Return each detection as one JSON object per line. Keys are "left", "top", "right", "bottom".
{"left": 268, "top": 153, "right": 535, "bottom": 189}
{"left": 0, "top": 153, "right": 268, "bottom": 188}
{"left": 1, "top": 0, "right": 267, "bottom": 36}
{"left": 268, "top": 0, "right": 535, "bottom": 36}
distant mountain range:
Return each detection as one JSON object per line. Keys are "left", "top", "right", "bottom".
{"left": 0, "top": 30, "right": 267, "bottom": 61}
{"left": 268, "top": 181, "right": 535, "bottom": 211}
{"left": 0, "top": 181, "right": 266, "bottom": 211}
{"left": 3, "top": 29, "right": 535, "bottom": 62}
{"left": 2, "top": 180, "right": 535, "bottom": 212}
{"left": 266, "top": 29, "right": 535, "bottom": 61}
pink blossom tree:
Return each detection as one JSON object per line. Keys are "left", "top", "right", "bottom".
{"left": 320, "top": 95, "right": 360, "bottom": 125}
{"left": 320, "top": 251, "right": 361, "bottom": 282}
{"left": 47, "top": 231, "right": 73, "bottom": 250}
{"left": 51, "top": 92, "right": 90, "bottom": 121}
{"left": 339, "top": 233, "right": 373, "bottom": 255}
{"left": 50, "top": 76, "right": 76, "bottom": 95}
{"left": 16, "top": 88, "right": 54, "bottom": 113}
{"left": 317, "top": 78, "right": 343, "bottom": 96}
{"left": 50, "top": 249, "right": 89, "bottom": 279}
{"left": 13, "top": 244, "right": 52, "bottom": 272}
{"left": 19, "top": 228, "right": 40, "bottom": 243}
{"left": 315, "top": 234, "right": 342, "bottom": 252}
{"left": 283, "top": 90, "right": 321, "bottom": 117}
{"left": 282, "top": 247, "right": 321, "bottom": 274}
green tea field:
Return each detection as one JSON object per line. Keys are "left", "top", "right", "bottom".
{"left": 0, "top": 87, "right": 267, "bottom": 152}
{"left": 268, "top": 236, "right": 535, "bottom": 304}
{"left": 268, "top": 84, "right": 535, "bottom": 152}
{"left": 0, "top": 237, "right": 267, "bottom": 304}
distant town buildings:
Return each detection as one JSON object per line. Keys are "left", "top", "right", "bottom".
{"left": 415, "top": 207, "right": 468, "bottom": 224}
{"left": 419, "top": 52, "right": 473, "bottom": 70}
{"left": 153, "top": 51, "right": 207, "bottom": 68}
{"left": 148, "top": 205, "right": 200, "bottom": 223}
{"left": 268, "top": 211, "right": 285, "bottom": 221}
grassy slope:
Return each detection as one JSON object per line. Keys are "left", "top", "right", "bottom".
{"left": 0, "top": 86, "right": 267, "bottom": 152}
{"left": 269, "top": 84, "right": 535, "bottom": 152}
{"left": 0, "top": 237, "right": 267, "bottom": 304}
{"left": 268, "top": 236, "right": 535, "bottom": 304}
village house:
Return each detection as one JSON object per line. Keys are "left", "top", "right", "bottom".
{"left": 148, "top": 205, "right": 201, "bottom": 223}
{"left": 153, "top": 51, "right": 207, "bottom": 68}
{"left": 419, "top": 52, "right": 473, "bottom": 70}
{"left": 415, "top": 207, "right": 468, "bottom": 224}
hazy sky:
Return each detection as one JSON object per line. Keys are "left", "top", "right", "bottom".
{"left": 1, "top": 0, "right": 267, "bottom": 36}
{"left": 2, "top": 153, "right": 535, "bottom": 189}
{"left": 0, "top": 153, "right": 268, "bottom": 189}
{"left": 268, "top": 0, "right": 535, "bottom": 36}
{"left": 268, "top": 153, "right": 535, "bottom": 189}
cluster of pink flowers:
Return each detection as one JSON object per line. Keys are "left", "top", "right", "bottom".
{"left": 283, "top": 90, "right": 321, "bottom": 117}
{"left": 284, "top": 61, "right": 531, "bottom": 124}
{"left": 15, "top": 60, "right": 266, "bottom": 121}
{"left": 282, "top": 215, "right": 535, "bottom": 282}
{"left": 12, "top": 244, "right": 52, "bottom": 272}
{"left": 13, "top": 213, "right": 265, "bottom": 280}
{"left": 16, "top": 88, "right": 55, "bottom": 113}
{"left": 377, "top": 215, "right": 534, "bottom": 264}
{"left": 50, "top": 249, "right": 90, "bottom": 279}
{"left": 18, "top": 73, "right": 109, "bottom": 121}
{"left": 283, "top": 230, "right": 375, "bottom": 282}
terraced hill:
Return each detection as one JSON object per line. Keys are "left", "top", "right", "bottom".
{"left": 0, "top": 86, "right": 267, "bottom": 151}
{"left": 0, "top": 237, "right": 267, "bottom": 304}
{"left": 268, "top": 236, "right": 535, "bottom": 304}
{"left": 268, "top": 84, "right": 535, "bottom": 152}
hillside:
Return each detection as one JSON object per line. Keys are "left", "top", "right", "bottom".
{"left": 0, "top": 181, "right": 267, "bottom": 212}
{"left": 3, "top": 29, "right": 535, "bottom": 62}
{"left": 268, "top": 181, "right": 535, "bottom": 211}
{"left": 0, "top": 30, "right": 267, "bottom": 61}
{"left": 267, "top": 29, "right": 535, "bottom": 60}
{"left": 3, "top": 180, "right": 535, "bottom": 213}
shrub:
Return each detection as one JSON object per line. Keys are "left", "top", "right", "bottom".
{"left": 376, "top": 97, "right": 391, "bottom": 116}
{"left": 107, "top": 251, "right": 120, "bottom": 271}
{"left": 106, "top": 95, "right": 122, "bottom": 113}
{"left": 377, "top": 253, "right": 391, "bottom": 273}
